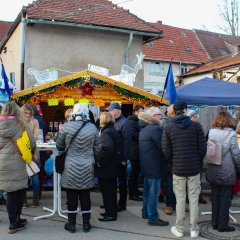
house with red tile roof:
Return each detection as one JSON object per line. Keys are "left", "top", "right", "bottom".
{"left": 180, "top": 52, "right": 240, "bottom": 84}
{"left": 194, "top": 29, "right": 240, "bottom": 60}
{"left": 0, "top": 0, "right": 162, "bottom": 91}
{"left": 179, "top": 30, "right": 240, "bottom": 85}
{"left": 143, "top": 22, "right": 209, "bottom": 94}
{"left": 0, "top": 21, "right": 12, "bottom": 42}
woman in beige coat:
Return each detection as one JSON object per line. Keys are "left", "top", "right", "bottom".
{"left": 0, "top": 102, "right": 36, "bottom": 234}
{"left": 21, "top": 104, "right": 40, "bottom": 207}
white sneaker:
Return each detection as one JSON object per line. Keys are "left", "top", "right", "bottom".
{"left": 190, "top": 229, "right": 199, "bottom": 238}
{"left": 171, "top": 226, "right": 184, "bottom": 238}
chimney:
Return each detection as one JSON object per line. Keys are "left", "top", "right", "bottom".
{"left": 156, "top": 20, "right": 162, "bottom": 25}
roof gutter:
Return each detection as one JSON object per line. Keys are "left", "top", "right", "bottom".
{"left": 144, "top": 57, "right": 205, "bottom": 65}
{"left": 20, "top": 8, "right": 27, "bottom": 90}
{"left": 0, "top": 16, "right": 163, "bottom": 54}
{"left": 26, "top": 19, "right": 163, "bottom": 38}
{"left": 125, "top": 32, "right": 133, "bottom": 65}
{"left": 181, "top": 63, "right": 240, "bottom": 78}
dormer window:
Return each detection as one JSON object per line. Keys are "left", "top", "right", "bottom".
{"left": 182, "top": 32, "right": 187, "bottom": 38}
{"left": 147, "top": 42, "right": 154, "bottom": 48}
{"left": 185, "top": 46, "right": 191, "bottom": 52}
{"left": 218, "top": 48, "right": 228, "bottom": 56}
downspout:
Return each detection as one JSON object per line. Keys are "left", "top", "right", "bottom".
{"left": 20, "top": 9, "right": 27, "bottom": 90}
{"left": 125, "top": 32, "right": 133, "bottom": 65}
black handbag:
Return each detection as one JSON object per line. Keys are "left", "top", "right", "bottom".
{"left": 55, "top": 122, "right": 87, "bottom": 174}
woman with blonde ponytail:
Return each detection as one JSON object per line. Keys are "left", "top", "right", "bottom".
{"left": 0, "top": 102, "right": 36, "bottom": 234}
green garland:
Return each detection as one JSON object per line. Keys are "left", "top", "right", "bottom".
{"left": 64, "top": 78, "right": 83, "bottom": 86}
{"left": 90, "top": 77, "right": 107, "bottom": 86}
{"left": 113, "top": 86, "right": 147, "bottom": 100}
{"left": 39, "top": 85, "right": 59, "bottom": 93}
{"left": 14, "top": 93, "right": 34, "bottom": 104}
{"left": 14, "top": 76, "right": 153, "bottom": 104}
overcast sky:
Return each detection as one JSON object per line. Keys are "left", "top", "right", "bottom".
{"left": 0, "top": 0, "right": 224, "bottom": 33}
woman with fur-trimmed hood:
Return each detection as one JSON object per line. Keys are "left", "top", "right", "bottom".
{"left": 56, "top": 103, "right": 100, "bottom": 234}
{"left": 138, "top": 107, "right": 169, "bottom": 227}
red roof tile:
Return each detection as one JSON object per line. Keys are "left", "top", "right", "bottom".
{"left": 182, "top": 53, "right": 240, "bottom": 77}
{"left": 144, "top": 23, "right": 210, "bottom": 64}
{"left": 0, "top": 21, "right": 12, "bottom": 42}
{"left": 194, "top": 30, "right": 236, "bottom": 59}
{"left": 220, "top": 34, "right": 240, "bottom": 46}
{"left": 25, "top": 0, "right": 159, "bottom": 34}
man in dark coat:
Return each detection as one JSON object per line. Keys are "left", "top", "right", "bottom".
{"left": 127, "top": 105, "right": 144, "bottom": 201}
{"left": 139, "top": 107, "right": 169, "bottom": 227}
{"left": 162, "top": 100, "right": 207, "bottom": 238}
{"left": 106, "top": 102, "right": 132, "bottom": 212}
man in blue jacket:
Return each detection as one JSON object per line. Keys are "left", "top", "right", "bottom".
{"left": 106, "top": 102, "right": 132, "bottom": 212}
{"left": 139, "top": 107, "right": 169, "bottom": 226}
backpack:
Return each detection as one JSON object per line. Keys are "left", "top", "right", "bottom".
{"left": 204, "top": 139, "right": 222, "bottom": 165}
{"left": 204, "top": 131, "right": 235, "bottom": 165}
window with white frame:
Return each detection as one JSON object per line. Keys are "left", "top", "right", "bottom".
{"left": 10, "top": 72, "right": 15, "bottom": 86}
{"left": 149, "top": 61, "right": 166, "bottom": 75}
{"left": 180, "top": 64, "right": 188, "bottom": 75}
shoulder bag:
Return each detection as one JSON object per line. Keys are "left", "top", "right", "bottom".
{"left": 14, "top": 129, "right": 40, "bottom": 176}
{"left": 16, "top": 130, "right": 33, "bottom": 164}
{"left": 55, "top": 122, "right": 87, "bottom": 174}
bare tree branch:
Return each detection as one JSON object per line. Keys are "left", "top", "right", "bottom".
{"left": 218, "top": 0, "right": 239, "bottom": 36}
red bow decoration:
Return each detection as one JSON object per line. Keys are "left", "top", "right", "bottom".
{"left": 80, "top": 82, "right": 94, "bottom": 96}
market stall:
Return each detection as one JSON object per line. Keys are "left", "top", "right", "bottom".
{"left": 12, "top": 70, "right": 167, "bottom": 127}
{"left": 12, "top": 70, "right": 167, "bottom": 105}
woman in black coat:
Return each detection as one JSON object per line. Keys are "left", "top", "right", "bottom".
{"left": 95, "top": 112, "right": 119, "bottom": 221}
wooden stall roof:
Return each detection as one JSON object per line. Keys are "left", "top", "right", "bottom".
{"left": 12, "top": 70, "right": 168, "bottom": 106}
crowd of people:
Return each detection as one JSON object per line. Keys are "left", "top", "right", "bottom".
{"left": 0, "top": 100, "right": 240, "bottom": 238}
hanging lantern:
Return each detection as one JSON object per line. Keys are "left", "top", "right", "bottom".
{"left": 111, "top": 100, "right": 122, "bottom": 105}
{"left": 48, "top": 99, "right": 59, "bottom": 106}
{"left": 93, "top": 99, "right": 105, "bottom": 107}
{"left": 79, "top": 98, "right": 90, "bottom": 105}
{"left": 64, "top": 98, "right": 75, "bottom": 106}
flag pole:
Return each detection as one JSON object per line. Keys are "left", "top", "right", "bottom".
{"left": 160, "top": 57, "right": 173, "bottom": 104}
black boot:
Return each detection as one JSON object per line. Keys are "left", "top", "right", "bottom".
{"left": 82, "top": 213, "right": 91, "bottom": 233}
{"left": 8, "top": 223, "right": 26, "bottom": 234}
{"left": 17, "top": 214, "right": 27, "bottom": 225}
{"left": 8, "top": 216, "right": 26, "bottom": 234}
{"left": 64, "top": 214, "right": 76, "bottom": 233}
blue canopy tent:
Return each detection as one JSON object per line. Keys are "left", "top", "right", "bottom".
{"left": 177, "top": 77, "right": 240, "bottom": 106}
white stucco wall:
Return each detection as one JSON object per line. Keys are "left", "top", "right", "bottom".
{"left": 144, "top": 60, "right": 197, "bottom": 94}
{"left": 24, "top": 23, "right": 144, "bottom": 89}
{"left": 0, "top": 23, "right": 22, "bottom": 91}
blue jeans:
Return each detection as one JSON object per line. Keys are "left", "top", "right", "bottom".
{"left": 142, "top": 178, "right": 161, "bottom": 222}
{"left": 31, "top": 174, "right": 40, "bottom": 195}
